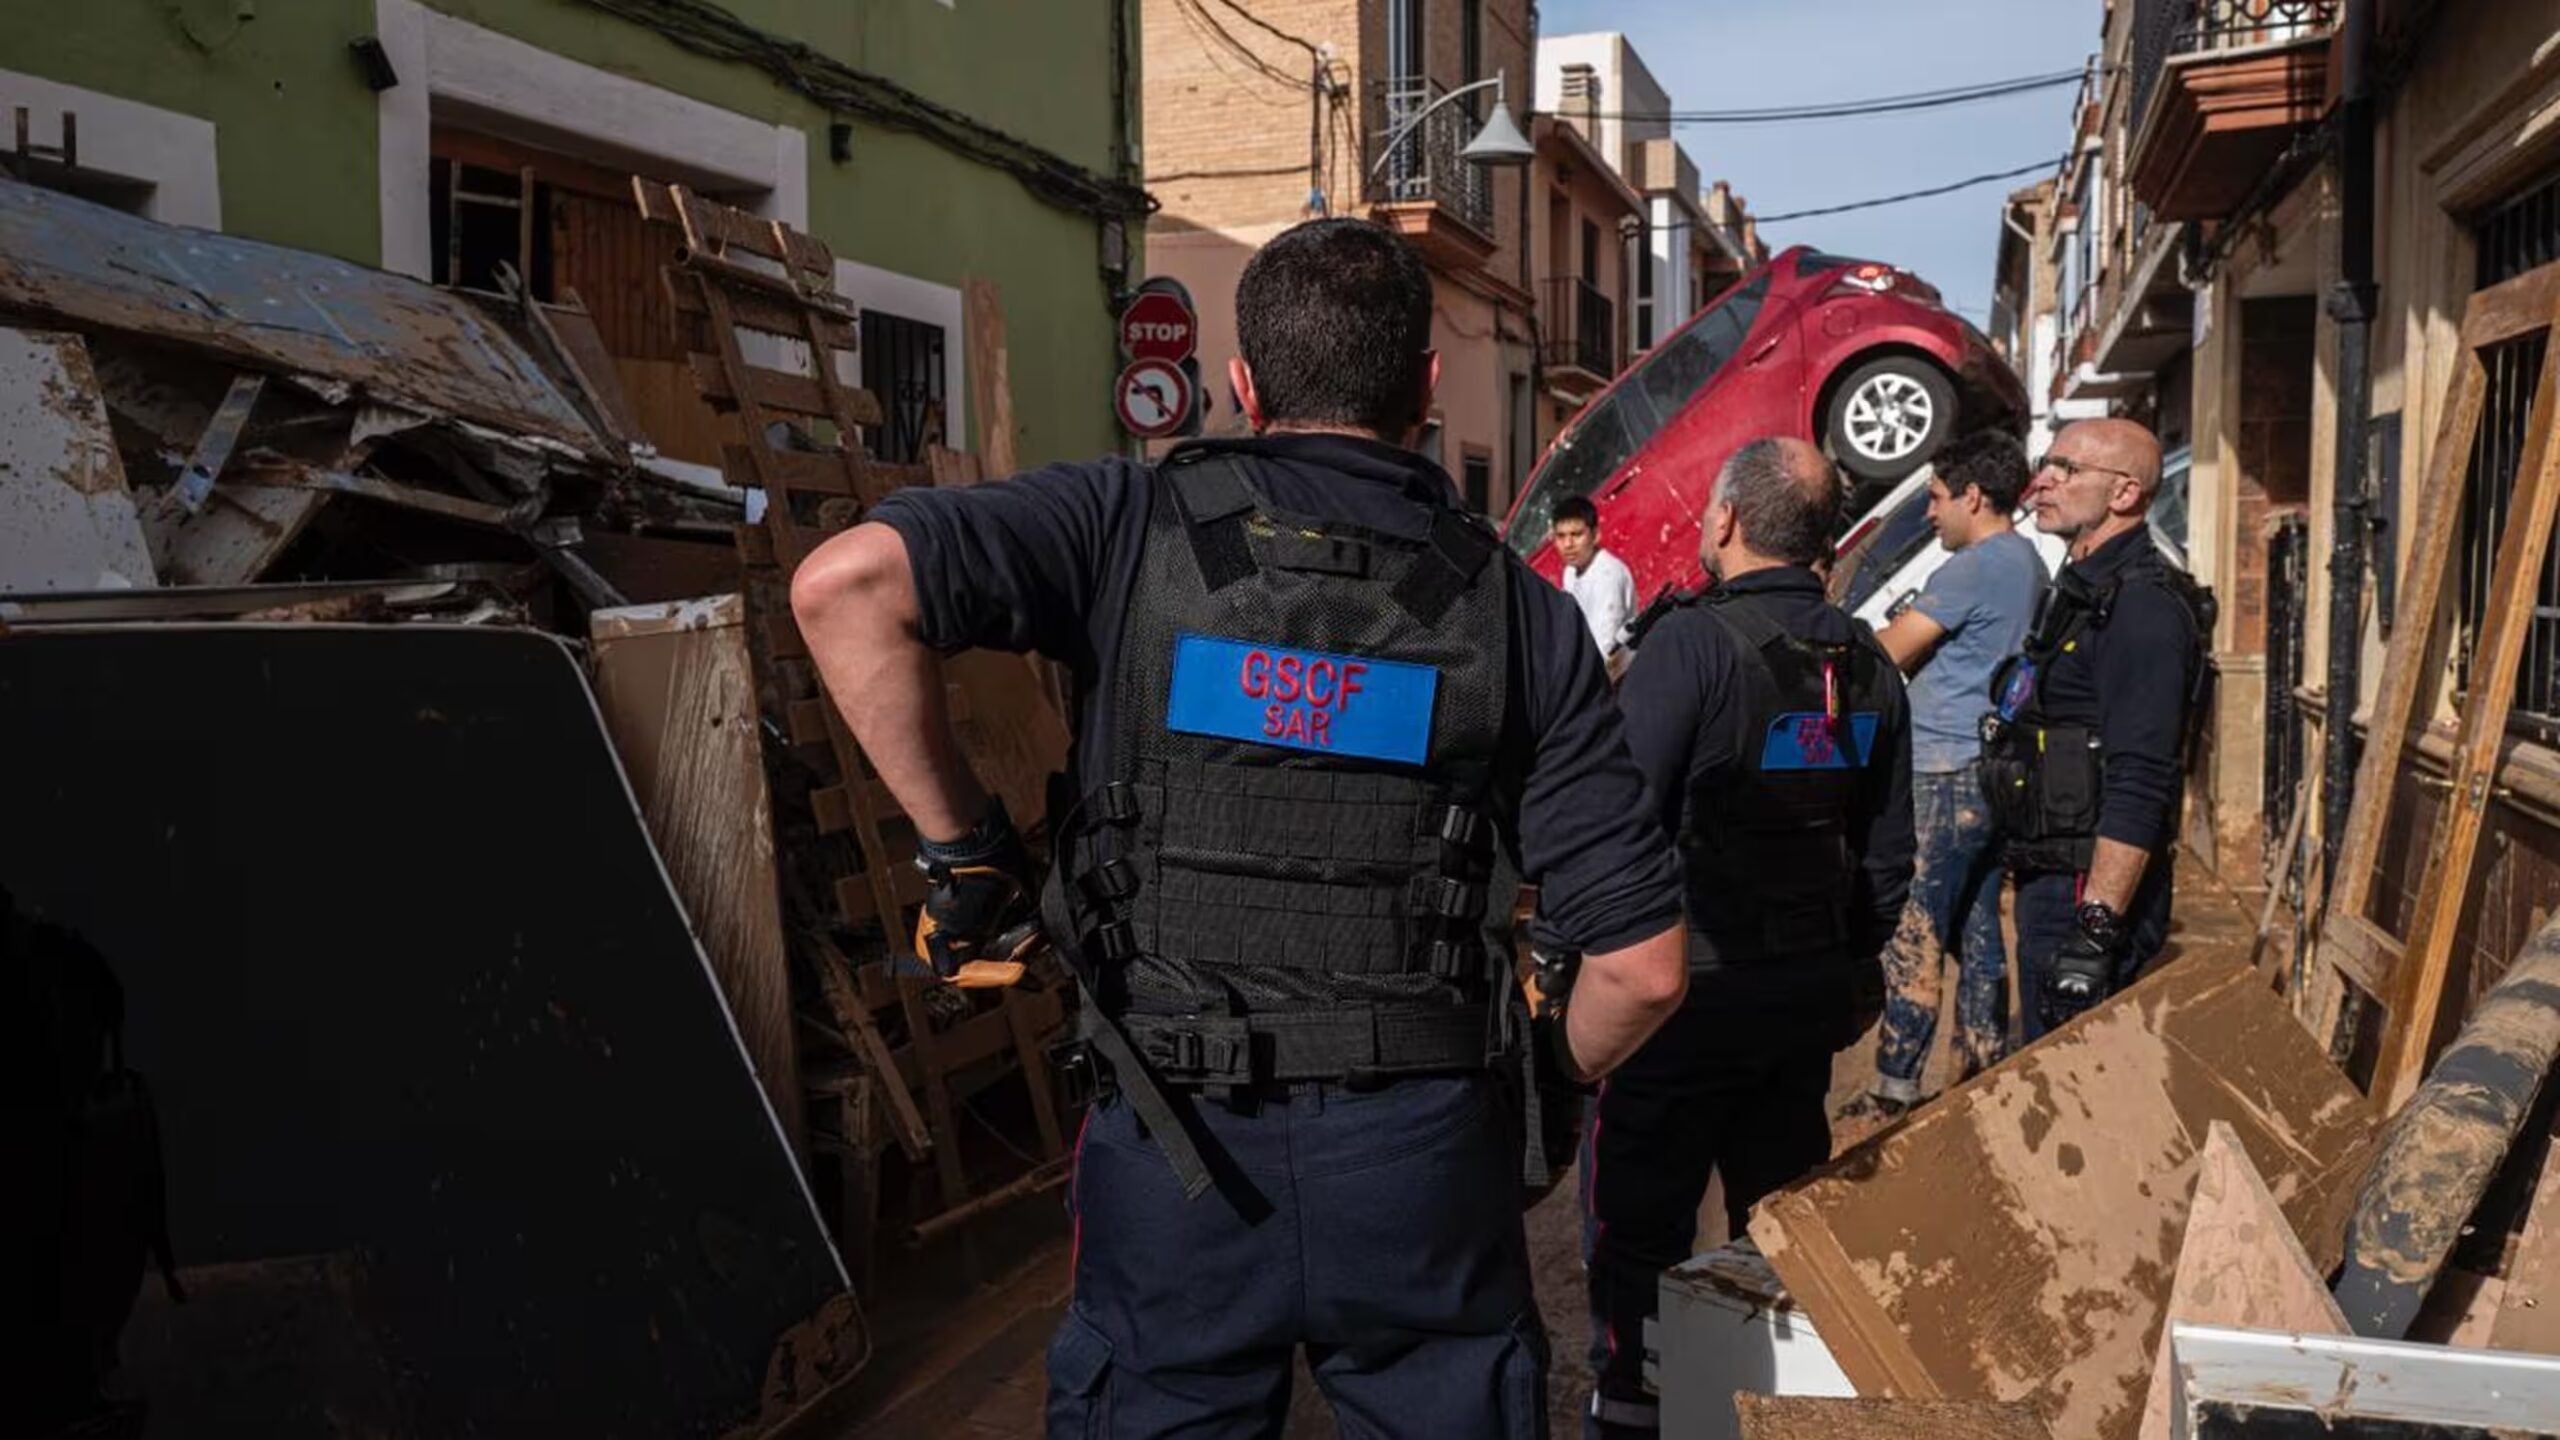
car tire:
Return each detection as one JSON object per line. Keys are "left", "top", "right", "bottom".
{"left": 1826, "top": 356, "right": 1957, "bottom": 483}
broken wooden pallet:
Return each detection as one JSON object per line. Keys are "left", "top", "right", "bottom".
{"left": 634, "top": 178, "right": 1069, "bottom": 1264}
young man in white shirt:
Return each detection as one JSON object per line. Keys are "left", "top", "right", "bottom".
{"left": 1554, "top": 495, "right": 1637, "bottom": 658}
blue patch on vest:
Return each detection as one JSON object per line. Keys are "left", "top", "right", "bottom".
{"left": 1164, "top": 632, "right": 1438, "bottom": 765}
{"left": 1759, "top": 712, "right": 1882, "bottom": 771}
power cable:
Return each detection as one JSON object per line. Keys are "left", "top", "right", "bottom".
{"left": 1569, "top": 68, "right": 2084, "bottom": 125}
{"left": 1176, "top": 0, "right": 1302, "bottom": 90}
{"left": 1754, "top": 158, "right": 2061, "bottom": 222}
{"left": 1201, "top": 0, "right": 1323, "bottom": 59}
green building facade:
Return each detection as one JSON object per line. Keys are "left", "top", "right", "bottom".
{"left": 0, "top": 0, "right": 1144, "bottom": 465}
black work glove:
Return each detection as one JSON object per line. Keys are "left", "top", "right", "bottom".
{"left": 2039, "top": 900, "right": 2127, "bottom": 1031}
{"left": 913, "top": 799, "right": 1042, "bottom": 988}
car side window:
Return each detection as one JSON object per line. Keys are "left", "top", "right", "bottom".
{"left": 1633, "top": 271, "right": 1771, "bottom": 429}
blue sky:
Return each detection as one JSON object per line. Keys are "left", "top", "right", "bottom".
{"left": 1538, "top": 0, "right": 2100, "bottom": 323}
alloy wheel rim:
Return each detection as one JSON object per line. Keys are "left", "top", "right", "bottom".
{"left": 1843, "top": 373, "right": 1935, "bottom": 462}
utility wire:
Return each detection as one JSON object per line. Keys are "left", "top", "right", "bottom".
{"left": 1569, "top": 68, "right": 2083, "bottom": 125}
{"left": 1754, "top": 158, "right": 2061, "bottom": 223}
{"left": 1201, "top": 0, "right": 1323, "bottom": 59}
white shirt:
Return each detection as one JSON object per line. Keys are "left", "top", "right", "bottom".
{"left": 1561, "top": 547, "right": 1638, "bottom": 656}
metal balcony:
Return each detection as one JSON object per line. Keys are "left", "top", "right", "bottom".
{"left": 1366, "top": 78, "right": 1498, "bottom": 265}
{"left": 2128, "top": 0, "right": 2336, "bottom": 220}
{"left": 1542, "top": 276, "right": 1618, "bottom": 393}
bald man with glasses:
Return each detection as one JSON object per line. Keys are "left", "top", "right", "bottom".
{"left": 1978, "top": 418, "right": 2212, "bottom": 1036}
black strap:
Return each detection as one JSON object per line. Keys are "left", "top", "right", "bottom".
{"left": 1039, "top": 862, "right": 1216, "bottom": 1200}
{"left": 1168, "top": 457, "right": 1259, "bottom": 594}
{"left": 1122, "top": 1001, "right": 1490, "bottom": 1085}
{"left": 1389, "top": 509, "right": 1500, "bottom": 625}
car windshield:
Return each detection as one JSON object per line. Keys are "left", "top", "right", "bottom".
{"left": 1836, "top": 484, "right": 1939, "bottom": 614}
{"left": 1506, "top": 269, "right": 1773, "bottom": 558}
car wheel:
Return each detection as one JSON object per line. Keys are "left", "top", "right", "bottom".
{"left": 1827, "top": 356, "right": 1956, "bottom": 482}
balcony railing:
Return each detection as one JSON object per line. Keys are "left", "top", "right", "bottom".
{"left": 1367, "top": 77, "right": 1497, "bottom": 237}
{"left": 1543, "top": 276, "right": 1618, "bottom": 381}
{"left": 2131, "top": 0, "right": 2339, "bottom": 135}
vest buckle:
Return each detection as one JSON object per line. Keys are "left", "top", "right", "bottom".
{"left": 1434, "top": 806, "right": 1491, "bottom": 852}
{"left": 1409, "top": 875, "right": 1484, "bottom": 919}
{"left": 1080, "top": 857, "right": 1140, "bottom": 904}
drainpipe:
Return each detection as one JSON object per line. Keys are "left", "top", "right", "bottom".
{"left": 2333, "top": 907, "right": 2560, "bottom": 1337}
{"left": 2320, "top": 0, "right": 2377, "bottom": 898}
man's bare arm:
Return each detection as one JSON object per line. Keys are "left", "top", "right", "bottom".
{"left": 788, "top": 522, "right": 988, "bottom": 840}
{"left": 1875, "top": 607, "right": 1948, "bottom": 673}
{"left": 1565, "top": 922, "right": 1688, "bottom": 1079}
{"left": 2079, "top": 836, "right": 2151, "bottom": 914}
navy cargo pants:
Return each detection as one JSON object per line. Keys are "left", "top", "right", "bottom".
{"left": 1048, "top": 1073, "right": 1549, "bottom": 1439}
{"left": 1580, "top": 962, "right": 1869, "bottom": 1438}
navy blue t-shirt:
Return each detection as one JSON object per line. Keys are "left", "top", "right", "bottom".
{"left": 868, "top": 433, "right": 1684, "bottom": 956}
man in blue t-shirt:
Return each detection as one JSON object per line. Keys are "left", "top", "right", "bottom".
{"left": 1847, "top": 432, "right": 2048, "bottom": 1118}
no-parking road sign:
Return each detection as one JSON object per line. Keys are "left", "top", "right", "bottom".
{"left": 1115, "top": 357, "right": 1193, "bottom": 439}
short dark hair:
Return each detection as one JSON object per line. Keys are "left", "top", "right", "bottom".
{"left": 1717, "top": 438, "right": 1839, "bottom": 565}
{"left": 1551, "top": 496, "right": 1599, "bottom": 532}
{"left": 1235, "top": 219, "right": 1435, "bottom": 434}
{"left": 1933, "top": 431, "right": 2032, "bottom": 512}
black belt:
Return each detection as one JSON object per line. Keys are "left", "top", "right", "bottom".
{"left": 1121, "top": 1003, "right": 1490, "bottom": 1086}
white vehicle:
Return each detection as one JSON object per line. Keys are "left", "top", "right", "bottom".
{"left": 1830, "top": 443, "right": 2193, "bottom": 630}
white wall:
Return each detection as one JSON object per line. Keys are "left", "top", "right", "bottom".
{"left": 0, "top": 68, "right": 219, "bottom": 228}
{"left": 375, "top": 0, "right": 807, "bottom": 279}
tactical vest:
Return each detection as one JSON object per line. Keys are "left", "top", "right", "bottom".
{"left": 1978, "top": 544, "right": 2213, "bottom": 872}
{"left": 1051, "top": 451, "right": 1520, "bottom": 1103}
{"left": 1678, "top": 588, "right": 1895, "bottom": 966}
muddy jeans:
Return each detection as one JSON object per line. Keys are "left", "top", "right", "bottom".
{"left": 1872, "top": 764, "right": 2008, "bottom": 1102}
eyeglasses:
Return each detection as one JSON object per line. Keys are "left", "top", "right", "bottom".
{"left": 2030, "top": 452, "right": 2143, "bottom": 485}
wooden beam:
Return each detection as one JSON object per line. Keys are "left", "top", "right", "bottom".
{"left": 963, "top": 275, "right": 1018, "bottom": 479}
{"left": 2369, "top": 285, "right": 2560, "bottom": 1111}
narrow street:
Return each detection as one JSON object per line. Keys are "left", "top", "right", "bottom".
{"left": 837, "top": 854, "right": 2266, "bottom": 1438}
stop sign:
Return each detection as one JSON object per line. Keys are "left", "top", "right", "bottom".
{"left": 1120, "top": 289, "right": 1197, "bottom": 363}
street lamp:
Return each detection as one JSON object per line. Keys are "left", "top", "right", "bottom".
{"left": 1367, "top": 69, "right": 1535, "bottom": 182}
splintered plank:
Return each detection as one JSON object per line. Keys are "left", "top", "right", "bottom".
{"left": 1750, "top": 958, "right": 2379, "bottom": 1440}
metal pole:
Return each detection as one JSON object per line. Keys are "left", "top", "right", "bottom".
{"left": 2320, "top": 0, "right": 2376, "bottom": 903}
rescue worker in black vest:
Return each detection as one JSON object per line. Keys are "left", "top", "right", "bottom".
{"left": 1583, "top": 438, "right": 1915, "bottom": 1439}
{"left": 1982, "top": 417, "right": 2208, "bottom": 1036}
{"left": 790, "top": 218, "right": 1689, "bottom": 1440}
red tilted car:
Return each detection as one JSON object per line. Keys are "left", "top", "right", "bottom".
{"left": 1507, "top": 245, "right": 2028, "bottom": 603}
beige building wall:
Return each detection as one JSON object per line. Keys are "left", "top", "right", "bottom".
{"left": 1138, "top": 0, "right": 1536, "bottom": 511}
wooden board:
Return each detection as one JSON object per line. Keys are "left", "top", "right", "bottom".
{"left": 947, "top": 649, "right": 1070, "bottom": 832}
{"left": 964, "top": 275, "right": 1018, "bottom": 479}
{"left": 1734, "top": 1395, "right": 2052, "bottom": 1440}
{"left": 2137, "top": 1121, "right": 2347, "bottom": 1440}
{"left": 589, "top": 594, "right": 801, "bottom": 1148}
{"left": 2492, "top": 1147, "right": 2560, "bottom": 1356}
{"left": 2368, "top": 279, "right": 2560, "bottom": 1108}
{"left": 1750, "top": 957, "right": 2379, "bottom": 1440}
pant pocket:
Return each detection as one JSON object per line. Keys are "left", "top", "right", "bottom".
{"left": 1044, "top": 1307, "right": 1114, "bottom": 1440}
{"left": 1499, "top": 1310, "right": 1553, "bottom": 1440}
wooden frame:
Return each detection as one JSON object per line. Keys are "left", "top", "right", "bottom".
{"left": 632, "top": 180, "right": 1070, "bottom": 1265}
{"left": 2310, "top": 259, "right": 2560, "bottom": 1110}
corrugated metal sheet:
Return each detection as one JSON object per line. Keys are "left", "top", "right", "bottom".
{"left": 0, "top": 178, "right": 607, "bottom": 458}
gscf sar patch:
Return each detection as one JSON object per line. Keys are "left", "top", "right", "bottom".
{"left": 1163, "top": 633, "right": 1438, "bottom": 765}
